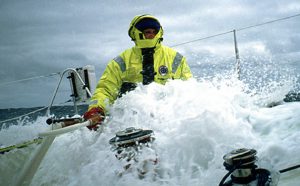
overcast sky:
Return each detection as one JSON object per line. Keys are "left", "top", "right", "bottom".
{"left": 0, "top": 0, "right": 300, "bottom": 109}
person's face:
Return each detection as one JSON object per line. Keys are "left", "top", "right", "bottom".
{"left": 143, "top": 28, "right": 157, "bottom": 39}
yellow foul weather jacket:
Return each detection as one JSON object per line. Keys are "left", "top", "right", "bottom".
{"left": 89, "top": 44, "right": 192, "bottom": 111}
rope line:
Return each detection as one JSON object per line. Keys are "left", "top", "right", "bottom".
{"left": 171, "top": 12, "right": 300, "bottom": 47}
{"left": 0, "top": 72, "right": 60, "bottom": 87}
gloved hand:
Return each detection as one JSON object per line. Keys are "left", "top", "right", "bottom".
{"left": 83, "top": 107, "right": 105, "bottom": 131}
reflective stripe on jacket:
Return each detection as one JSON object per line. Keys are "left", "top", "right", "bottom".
{"left": 89, "top": 45, "right": 192, "bottom": 111}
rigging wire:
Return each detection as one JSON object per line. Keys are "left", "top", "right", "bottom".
{"left": 171, "top": 12, "right": 300, "bottom": 48}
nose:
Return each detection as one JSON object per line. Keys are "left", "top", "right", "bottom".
{"left": 143, "top": 29, "right": 157, "bottom": 39}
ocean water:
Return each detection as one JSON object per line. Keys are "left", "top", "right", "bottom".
{"left": 0, "top": 105, "right": 89, "bottom": 129}
{"left": 0, "top": 75, "right": 300, "bottom": 185}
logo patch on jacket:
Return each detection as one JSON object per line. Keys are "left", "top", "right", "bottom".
{"left": 159, "top": 65, "right": 168, "bottom": 76}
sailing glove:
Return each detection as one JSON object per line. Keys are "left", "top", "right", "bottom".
{"left": 83, "top": 107, "right": 105, "bottom": 131}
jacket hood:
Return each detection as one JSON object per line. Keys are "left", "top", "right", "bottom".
{"left": 128, "top": 14, "right": 164, "bottom": 48}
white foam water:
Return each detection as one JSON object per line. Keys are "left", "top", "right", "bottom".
{"left": 1, "top": 78, "right": 299, "bottom": 186}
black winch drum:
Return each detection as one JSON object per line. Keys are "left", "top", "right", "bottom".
{"left": 223, "top": 148, "right": 257, "bottom": 168}
{"left": 109, "top": 127, "right": 153, "bottom": 146}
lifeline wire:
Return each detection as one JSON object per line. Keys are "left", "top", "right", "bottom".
{"left": 171, "top": 30, "right": 233, "bottom": 47}
{"left": 0, "top": 99, "right": 74, "bottom": 124}
{"left": 0, "top": 72, "right": 60, "bottom": 87}
{"left": 0, "top": 106, "right": 48, "bottom": 124}
{"left": 171, "top": 12, "right": 300, "bottom": 47}
{"left": 236, "top": 13, "right": 300, "bottom": 32}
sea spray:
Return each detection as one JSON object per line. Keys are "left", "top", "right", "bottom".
{"left": 0, "top": 78, "right": 299, "bottom": 186}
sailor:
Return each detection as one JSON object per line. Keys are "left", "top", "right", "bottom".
{"left": 83, "top": 14, "right": 192, "bottom": 130}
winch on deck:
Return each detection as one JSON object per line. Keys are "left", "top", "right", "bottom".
{"left": 109, "top": 127, "right": 154, "bottom": 147}
{"left": 108, "top": 127, "right": 157, "bottom": 177}
{"left": 219, "top": 148, "right": 279, "bottom": 186}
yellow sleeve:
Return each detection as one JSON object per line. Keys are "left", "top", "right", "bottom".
{"left": 88, "top": 60, "right": 123, "bottom": 112}
{"left": 174, "top": 56, "right": 193, "bottom": 80}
